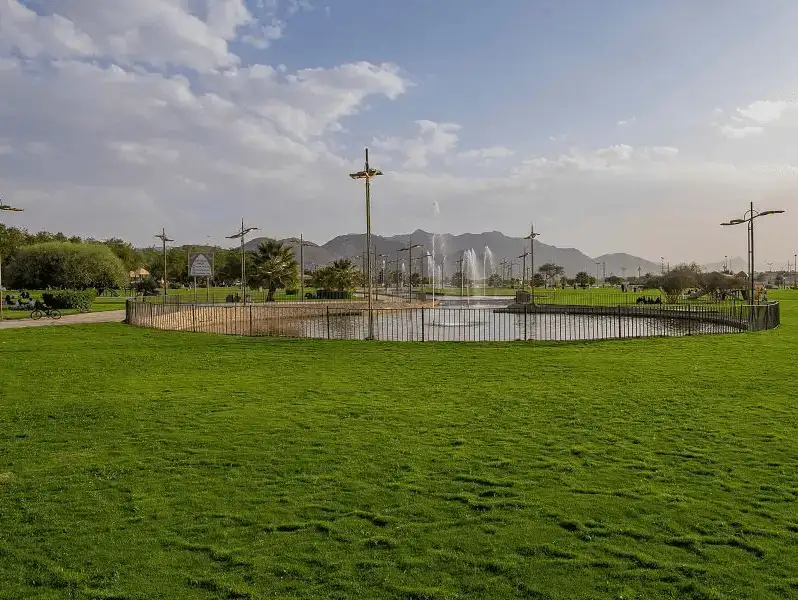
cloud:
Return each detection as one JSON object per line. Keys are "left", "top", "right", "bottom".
{"left": 0, "top": 1, "right": 796, "bottom": 265}
{"left": 372, "top": 120, "right": 461, "bottom": 169}
{"left": 720, "top": 125, "right": 764, "bottom": 139}
{"left": 617, "top": 117, "right": 636, "bottom": 126}
{"left": 716, "top": 99, "right": 797, "bottom": 139}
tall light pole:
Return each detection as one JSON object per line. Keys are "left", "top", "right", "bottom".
{"left": 399, "top": 237, "right": 422, "bottom": 302}
{"left": 595, "top": 261, "right": 601, "bottom": 287}
{"left": 525, "top": 223, "right": 540, "bottom": 300}
{"left": 154, "top": 228, "right": 174, "bottom": 302}
{"left": 299, "top": 234, "right": 313, "bottom": 301}
{"left": 225, "top": 219, "right": 259, "bottom": 305}
{"left": 721, "top": 202, "right": 785, "bottom": 304}
{"left": 517, "top": 251, "right": 529, "bottom": 290}
{"left": 349, "top": 148, "right": 383, "bottom": 339}
{"left": 0, "top": 197, "right": 24, "bottom": 321}
{"left": 661, "top": 257, "right": 665, "bottom": 275}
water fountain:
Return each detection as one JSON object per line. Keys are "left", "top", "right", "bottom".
{"left": 483, "top": 245, "right": 495, "bottom": 296}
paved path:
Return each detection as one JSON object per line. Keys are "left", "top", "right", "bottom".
{"left": 0, "top": 310, "right": 126, "bottom": 329}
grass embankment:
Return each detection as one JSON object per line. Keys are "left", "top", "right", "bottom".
{"left": 0, "top": 292, "right": 796, "bottom": 598}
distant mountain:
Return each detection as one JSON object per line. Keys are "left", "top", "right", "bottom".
{"left": 242, "top": 230, "right": 665, "bottom": 277}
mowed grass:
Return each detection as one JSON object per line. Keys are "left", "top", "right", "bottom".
{"left": 1, "top": 293, "right": 797, "bottom": 599}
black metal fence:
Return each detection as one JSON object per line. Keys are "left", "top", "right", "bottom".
{"left": 126, "top": 299, "right": 779, "bottom": 342}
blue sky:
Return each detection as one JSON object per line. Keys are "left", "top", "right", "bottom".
{"left": 1, "top": 0, "right": 797, "bottom": 265}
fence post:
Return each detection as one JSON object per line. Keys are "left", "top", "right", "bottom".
{"left": 249, "top": 305, "right": 253, "bottom": 335}
{"left": 421, "top": 307, "right": 425, "bottom": 342}
{"left": 192, "top": 302, "right": 197, "bottom": 333}
{"left": 617, "top": 305, "right": 622, "bottom": 339}
{"left": 524, "top": 307, "right": 528, "bottom": 341}
{"left": 326, "top": 306, "right": 331, "bottom": 339}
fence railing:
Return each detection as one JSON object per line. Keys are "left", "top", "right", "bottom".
{"left": 126, "top": 299, "right": 779, "bottom": 342}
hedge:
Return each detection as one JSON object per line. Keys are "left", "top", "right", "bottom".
{"left": 42, "top": 290, "right": 97, "bottom": 312}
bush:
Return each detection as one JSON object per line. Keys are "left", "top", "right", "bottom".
{"left": 133, "top": 278, "right": 159, "bottom": 296}
{"left": 7, "top": 242, "right": 127, "bottom": 290}
{"left": 42, "top": 290, "right": 97, "bottom": 312}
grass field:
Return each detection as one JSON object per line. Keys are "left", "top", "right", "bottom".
{"left": 1, "top": 292, "right": 797, "bottom": 598}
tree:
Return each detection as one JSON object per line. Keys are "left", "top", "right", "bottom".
{"left": 538, "top": 263, "right": 564, "bottom": 287}
{"left": 487, "top": 273, "right": 503, "bottom": 287}
{"left": 312, "top": 259, "right": 359, "bottom": 292}
{"left": 7, "top": 242, "right": 127, "bottom": 290}
{"left": 574, "top": 271, "right": 592, "bottom": 289}
{"left": 605, "top": 275, "right": 623, "bottom": 286}
{"left": 658, "top": 263, "right": 702, "bottom": 304}
{"left": 450, "top": 271, "right": 471, "bottom": 289}
{"left": 531, "top": 273, "right": 545, "bottom": 288}
{"left": 102, "top": 238, "right": 142, "bottom": 272}
{"left": 250, "top": 240, "right": 298, "bottom": 301}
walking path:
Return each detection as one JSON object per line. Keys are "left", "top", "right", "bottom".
{"left": 0, "top": 310, "right": 125, "bottom": 329}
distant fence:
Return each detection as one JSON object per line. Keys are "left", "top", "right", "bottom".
{"left": 126, "top": 299, "right": 779, "bottom": 342}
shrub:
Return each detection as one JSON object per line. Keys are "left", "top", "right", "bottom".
{"left": 42, "top": 290, "right": 97, "bottom": 312}
{"left": 7, "top": 242, "right": 127, "bottom": 290}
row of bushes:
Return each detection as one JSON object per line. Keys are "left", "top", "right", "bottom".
{"left": 42, "top": 290, "right": 97, "bottom": 312}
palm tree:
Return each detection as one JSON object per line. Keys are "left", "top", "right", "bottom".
{"left": 251, "top": 240, "right": 298, "bottom": 301}
{"left": 312, "top": 259, "right": 359, "bottom": 292}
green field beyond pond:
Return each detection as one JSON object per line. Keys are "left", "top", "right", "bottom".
{"left": 1, "top": 292, "right": 797, "bottom": 598}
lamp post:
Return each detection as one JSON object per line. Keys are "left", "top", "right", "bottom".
{"left": 386, "top": 257, "right": 401, "bottom": 295}
{"left": 0, "top": 197, "right": 24, "bottom": 321}
{"left": 398, "top": 237, "right": 422, "bottom": 302}
{"left": 454, "top": 255, "right": 466, "bottom": 297}
{"left": 595, "top": 261, "right": 601, "bottom": 287}
{"left": 225, "top": 219, "right": 259, "bottom": 305}
{"left": 720, "top": 201, "right": 785, "bottom": 304}
{"left": 525, "top": 223, "right": 540, "bottom": 300}
{"left": 154, "top": 227, "right": 174, "bottom": 302}
{"left": 349, "top": 148, "right": 383, "bottom": 339}
{"left": 298, "top": 234, "right": 313, "bottom": 301}
{"left": 517, "top": 251, "right": 530, "bottom": 290}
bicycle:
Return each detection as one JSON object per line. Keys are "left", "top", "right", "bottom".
{"left": 30, "top": 306, "right": 61, "bottom": 320}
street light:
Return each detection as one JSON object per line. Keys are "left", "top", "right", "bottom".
{"left": 298, "top": 234, "right": 314, "bottom": 301}
{"left": 154, "top": 227, "right": 174, "bottom": 302}
{"left": 398, "top": 237, "right": 422, "bottom": 302}
{"left": 226, "top": 219, "right": 259, "bottom": 305}
{"left": 0, "top": 197, "right": 24, "bottom": 321}
{"left": 349, "top": 148, "right": 383, "bottom": 339}
{"left": 720, "top": 201, "right": 785, "bottom": 303}
{"left": 524, "top": 223, "right": 540, "bottom": 300}
{"left": 595, "top": 261, "right": 601, "bottom": 287}
{"left": 517, "top": 251, "right": 530, "bottom": 290}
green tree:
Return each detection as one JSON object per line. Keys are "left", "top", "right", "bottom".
{"left": 312, "top": 259, "right": 359, "bottom": 292}
{"left": 103, "top": 238, "right": 142, "bottom": 272}
{"left": 487, "top": 273, "right": 503, "bottom": 287}
{"left": 574, "top": 271, "right": 592, "bottom": 288}
{"left": 7, "top": 242, "right": 127, "bottom": 290}
{"left": 538, "top": 263, "right": 564, "bottom": 287}
{"left": 250, "top": 240, "right": 298, "bottom": 301}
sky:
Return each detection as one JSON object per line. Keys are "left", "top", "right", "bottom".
{"left": 1, "top": 0, "right": 798, "bottom": 266}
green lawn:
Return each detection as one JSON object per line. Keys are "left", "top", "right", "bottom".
{"left": 1, "top": 293, "right": 797, "bottom": 598}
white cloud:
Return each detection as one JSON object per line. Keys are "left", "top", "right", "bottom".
{"left": 373, "top": 120, "right": 461, "bottom": 169}
{"left": 0, "top": 1, "right": 796, "bottom": 265}
{"left": 737, "top": 100, "right": 790, "bottom": 124}
{"left": 617, "top": 117, "right": 636, "bottom": 126}
{"left": 720, "top": 125, "right": 764, "bottom": 139}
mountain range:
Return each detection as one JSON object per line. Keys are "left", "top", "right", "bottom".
{"left": 243, "top": 230, "right": 682, "bottom": 277}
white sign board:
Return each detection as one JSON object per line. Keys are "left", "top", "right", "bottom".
{"left": 190, "top": 253, "right": 213, "bottom": 277}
